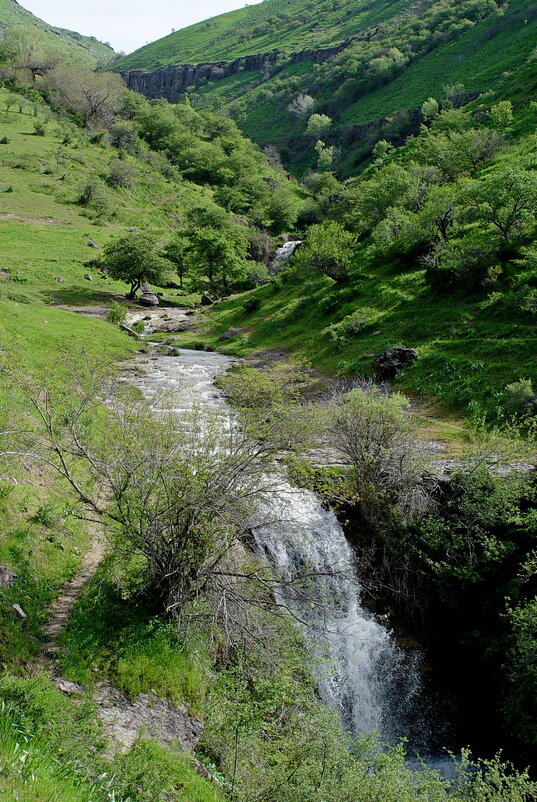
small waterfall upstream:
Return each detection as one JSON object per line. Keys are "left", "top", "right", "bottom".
{"left": 269, "top": 240, "right": 302, "bottom": 274}
{"left": 126, "top": 335, "right": 436, "bottom": 750}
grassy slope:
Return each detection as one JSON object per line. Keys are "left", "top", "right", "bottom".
{"left": 0, "top": 0, "right": 114, "bottom": 62}
{"left": 115, "top": 0, "right": 413, "bottom": 69}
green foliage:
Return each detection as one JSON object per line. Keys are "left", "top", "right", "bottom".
{"left": 106, "top": 299, "right": 128, "bottom": 325}
{"left": 103, "top": 231, "right": 167, "bottom": 298}
{"left": 295, "top": 221, "right": 355, "bottom": 282}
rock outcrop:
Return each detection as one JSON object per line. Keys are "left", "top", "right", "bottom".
{"left": 373, "top": 347, "right": 418, "bottom": 381}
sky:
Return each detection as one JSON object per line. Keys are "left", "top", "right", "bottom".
{"left": 20, "top": 0, "right": 262, "bottom": 54}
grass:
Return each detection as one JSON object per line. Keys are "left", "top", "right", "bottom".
{"left": 58, "top": 569, "right": 209, "bottom": 712}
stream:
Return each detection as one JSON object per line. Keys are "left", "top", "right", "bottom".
{"left": 125, "top": 310, "right": 447, "bottom": 760}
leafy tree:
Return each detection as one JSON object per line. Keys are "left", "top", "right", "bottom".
{"left": 162, "top": 234, "right": 189, "bottom": 289}
{"left": 103, "top": 231, "right": 167, "bottom": 298}
{"left": 466, "top": 167, "right": 537, "bottom": 244}
{"left": 421, "top": 96, "right": 439, "bottom": 121}
{"left": 489, "top": 100, "right": 513, "bottom": 128}
{"left": 295, "top": 221, "right": 355, "bottom": 282}
{"left": 306, "top": 113, "right": 332, "bottom": 137}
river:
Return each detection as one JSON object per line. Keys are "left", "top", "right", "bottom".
{"left": 125, "top": 317, "right": 445, "bottom": 757}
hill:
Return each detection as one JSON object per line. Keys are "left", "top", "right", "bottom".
{"left": 113, "top": 0, "right": 537, "bottom": 175}
{"left": 0, "top": 0, "right": 115, "bottom": 63}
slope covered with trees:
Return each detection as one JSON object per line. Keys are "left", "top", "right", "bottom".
{"left": 113, "top": 0, "right": 537, "bottom": 176}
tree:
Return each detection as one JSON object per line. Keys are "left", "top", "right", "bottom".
{"left": 162, "top": 234, "right": 189, "bottom": 289}
{"left": 421, "top": 97, "right": 439, "bottom": 121}
{"left": 103, "top": 231, "right": 167, "bottom": 298}
{"left": 287, "top": 93, "right": 315, "bottom": 118}
{"left": 306, "top": 113, "right": 332, "bottom": 137}
{"left": 489, "top": 100, "right": 513, "bottom": 128}
{"left": 295, "top": 221, "right": 355, "bottom": 282}
{"left": 466, "top": 167, "right": 537, "bottom": 244}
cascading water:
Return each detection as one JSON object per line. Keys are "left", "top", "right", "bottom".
{"left": 125, "top": 334, "right": 436, "bottom": 750}
{"left": 269, "top": 240, "right": 302, "bottom": 274}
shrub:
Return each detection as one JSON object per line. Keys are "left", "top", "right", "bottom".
{"left": 33, "top": 121, "right": 46, "bottom": 136}
{"left": 106, "top": 159, "right": 137, "bottom": 188}
{"left": 106, "top": 301, "right": 128, "bottom": 325}
{"left": 243, "top": 296, "right": 261, "bottom": 313}
{"left": 505, "top": 378, "right": 537, "bottom": 416}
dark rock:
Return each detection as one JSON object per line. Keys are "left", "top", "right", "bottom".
{"left": 54, "top": 276, "right": 65, "bottom": 282}
{"left": 0, "top": 270, "right": 11, "bottom": 281}
{"left": 55, "top": 678, "right": 86, "bottom": 695}
{"left": 126, "top": 227, "right": 138, "bottom": 232}
{"left": 83, "top": 273, "right": 93, "bottom": 281}
{"left": 201, "top": 294, "right": 214, "bottom": 306}
{"left": 373, "top": 347, "right": 418, "bottom": 381}
{"left": 86, "top": 240, "right": 100, "bottom": 248}
{"left": 11, "top": 603, "right": 26, "bottom": 621}
{"left": 185, "top": 309, "right": 195, "bottom": 316}
{"left": 139, "top": 292, "right": 159, "bottom": 307}
{"left": 0, "top": 565, "right": 17, "bottom": 588}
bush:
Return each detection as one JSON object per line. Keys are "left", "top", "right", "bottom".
{"left": 505, "top": 378, "right": 537, "bottom": 417}
{"left": 33, "top": 121, "right": 46, "bottom": 136}
{"left": 106, "top": 301, "right": 128, "bottom": 325}
{"left": 423, "top": 235, "right": 496, "bottom": 292}
{"left": 242, "top": 297, "right": 261, "bottom": 313}
{"left": 106, "top": 159, "right": 137, "bottom": 188}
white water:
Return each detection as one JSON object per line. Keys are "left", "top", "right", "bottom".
{"left": 127, "top": 343, "right": 428, "bottom": 745}
{"left": 269, "top": 240, "right": 302, "bottom": 274}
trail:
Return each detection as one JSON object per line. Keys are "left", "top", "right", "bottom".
{"left": 36, "top": 525, "right": 106, "bottom": 670}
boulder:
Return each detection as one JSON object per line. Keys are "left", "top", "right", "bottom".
{"left": 0, "top": 270, "right": 11, "bottom": 281}
{"left": 0, "top": 565, "right": 17, "bottom": 588}
{"left": 201, "top": 294, "right": 214, "bottom": 306}
{"left": 54, "top": 276, "right": 65, "bottom": 283}
{"left": 219, "top": 327, "right": 246, "bottom": 341}
{"left": 83, "top": 273, "right": 93, "bottom": 281}
{"left": 86, "top": 240, "right": 100, "bottom": 248}
{"left": 139, "top": 292, "right": 159, "bottom": 307}
{"left": 373, "top": 347, "right": 418, "bottom": 381}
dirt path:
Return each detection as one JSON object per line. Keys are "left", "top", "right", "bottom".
{"left": 36, "top": 525, "right": 106, "bottom": 670}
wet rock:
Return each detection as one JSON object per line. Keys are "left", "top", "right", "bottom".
{"left": 86, "top": 240, "right": 100, "bottom": 248}
{"left": 95, "top": 683, "right": 203, "bottom": 758}
{"left": 55, "top": 678, "right": 86, "bottom": 695}
{"left": 373, "top": 347, "right": 418, "bottom": 381}
{"left": 0, "top": 565, "right": 17, "bottom": 588}
{"left": 201, "top": 294, "right": 214, "bottom": 306}
{"left": 139, "top": 292, "right": 159, "bottom": 307}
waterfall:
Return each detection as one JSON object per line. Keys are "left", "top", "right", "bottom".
{"left": 269, "top": 240, "right": 302, "bottom": 274}
{"left": 127, "top": 346, "right": 433, "bottom": 749}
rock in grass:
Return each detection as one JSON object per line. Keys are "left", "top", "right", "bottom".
{"left": 0, "top": 565, "right": 17, "bottom": 587}
{"left": 11, "top": 603, "right": 26, "bottom": 621}
{"left": 373, "top": 347, "right": 418, "bottom": 381}
{"left": 86, "top": 240, "right": 100, "bottom": 248}
{"left": 83, "top": 273, "right": 93, "bottom": 281}
{"left": 55, "top": 678, "right": 86, "bottom": 695}
{"left": 201, "top": 294, "right": 214, "bottom": 306}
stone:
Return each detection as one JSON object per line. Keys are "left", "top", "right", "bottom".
{"left": 201, "top": 294, "right": 214, "bottom": 306}
{"left": 185, "top": 310, "right": 195, "bottom": 316}
{"left": 83, "top": 273, "right": 93, "bottom": 281}
{"left": 373, "top": 347, "right": 418, "bottom": 381}
{"left": 126, "top": 227, "right": 138, "bottom": 232}
{"left": 95, "top": 683, "right": 203, "bottom": 758}
{"left": 0, "top": 565, "right": 17, "bottom": 588}
{"left": 11, "top": 603, "right": 26, "bottom": 621}
{"left": 139, "top": 292, "right": 159, "bottom": 307}
{"left": 0, "top": 270, "right": 11, "bottom": 281}
{"left": 219, "top": 327, "right": 245, "bottom": 341}
{"left": 119, "top": 323, "right": 142, "bottom": 340}
{"left": 54, "top": 276, "right": 65, "bottom": 282}
{"left": 86, "top": 240, "right": 100, "bottom": 248}
{"left": 55, "top": 678, "right": 86, "bottom": 695}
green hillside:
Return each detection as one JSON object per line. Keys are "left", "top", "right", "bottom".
{"left": 114, "top": 0, "right": 537, "bottom": 177}
{"left": 0, "top": 0, "right": 114, "bottom": 62}
{"left": 115, "top": 0, "right": 414, "bottom": 70}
